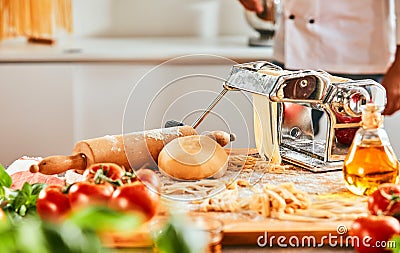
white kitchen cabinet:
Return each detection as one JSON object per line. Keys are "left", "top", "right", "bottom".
{"left": 0, "top": 64, "right": 74, "bottom": 166}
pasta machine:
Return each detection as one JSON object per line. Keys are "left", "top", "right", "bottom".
{"left": 189, "top": 61, "right": 387, "bottom": 172}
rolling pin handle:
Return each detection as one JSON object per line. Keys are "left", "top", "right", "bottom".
{"left": 78, "top": 153, "right": 88, "bottom": 170}
{"left": 30, "top": 164, "right": 39, "bottom": 173}
{"left": 30, "top": 153, "right": 88, "bottom": 175}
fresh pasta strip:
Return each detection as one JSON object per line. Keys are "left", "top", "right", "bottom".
{"left": 199, "top": 183, "right": 240, "bottom": 212}
{"left": 229, "top": 155, "right": 291, "bottom": 172}
{"left": 162, "top": 179, "right": 225, "bottom": 196}
{"left": 196, "top": 180, "right": 309, "bottom": 216}
{"left": 195, "top": 180, "right": 367, "bottom": 222}
{"left": 250, "top": 193, "right": 270, "bottom": 217}
{"left": 253, "top": 94, "right": 282, "bottom": 165}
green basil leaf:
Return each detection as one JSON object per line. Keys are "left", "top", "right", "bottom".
{"left": 69, "top": 206, "right": 142, "bottom": 232}
{"left": 4, "top": 182, "right": 45, "bottom": 218}
{"left": 0, "top": 164, "right": 12, "bottom": 188}
{"left": 29, "top": 183, "right": 47, "bottom": 206}
{"left": 155, "top": 223, "right": 192, "bottom": 253}
{"left": 31, "top": 183, "right": 47, "bottom": 196}
{"left": 21, "top": 182, "right": 32, "bottom": 197}
{"left": 0, "top": 186, "right": 5, "bottom": 200}
{"left": 11, "top": 193, "right": 26, "bottom": 212}
{"left": 18, "top": 205, "right": 27, "bottom": 216}
{"left": 10, "top": 183, "right": 31, "bottom": 212}
{"left": 42, "top": 221, "right": 102, "bottom": 253}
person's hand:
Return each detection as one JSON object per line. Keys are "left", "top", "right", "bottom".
{"left": 382, "top": 47, "right": 400, "bottom": 115}
{"left": 238, "top": 0, "right": 264, "bottom": 13}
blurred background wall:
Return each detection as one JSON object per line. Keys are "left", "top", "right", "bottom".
{"left": 72, "top": 0, "right": 255, "bottom": 38}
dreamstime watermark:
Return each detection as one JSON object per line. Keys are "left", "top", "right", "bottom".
{"left": 257, "top": 225, "right": 397, "bottom": 249}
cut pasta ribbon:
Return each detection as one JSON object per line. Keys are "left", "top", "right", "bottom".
{"left": 197, "top": 180, "right": 367, "bottom": 222}
{"left": 253, "top": 94, "right": 282, "bottom": 165}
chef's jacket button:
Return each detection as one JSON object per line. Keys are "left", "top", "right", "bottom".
{"left": 309, "top": 19, "right": 315, "bottom": 24}
{"left": 289, "top": 14, "right": 295, "bottom": 20}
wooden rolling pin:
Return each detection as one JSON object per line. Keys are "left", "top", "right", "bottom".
{"left": 30, "top": 126, "right": 234, "bottom": 175}
{"left": 30, "top": 126, "right": 197, "bottom": 175}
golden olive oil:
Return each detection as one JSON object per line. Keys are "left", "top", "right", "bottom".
{"left": 343, "top": 144, "right": 399, "bottom": 196}
{"left": 343, "top": 104, "right": 399, "bottom": 196}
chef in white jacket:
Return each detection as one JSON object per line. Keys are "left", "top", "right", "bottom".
{"left": 240, "top": 0, "right": 400, "bottom": 116}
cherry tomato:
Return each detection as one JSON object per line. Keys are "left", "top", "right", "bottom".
{"left": 350, "top": 215, "right": 400, "bottom": 253}
{"left": 368, "top": 183, "right": 400, "bottom": 219}
{"left": 135, "top": 168, "right": 161, "bottom": 192}
{"left": 108, "top": 182, "right": 159, "bottom": 221}
{"left": 83, "top": 163, "right": 125, "bottom": 182}
{"left": 36, "top": 185, "right": 71, "bottom": 223}
{"left": 68, "top": 182, "right": 114, "bottom": 211}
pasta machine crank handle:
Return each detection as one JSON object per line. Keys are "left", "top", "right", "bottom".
{"left": 192, "top": 85, "right": 238, "bottom": 129}
{"left": 191, "top": 87, "right": 228, "bottom": 129}
{"left": 164, "top": 85, "right": 237, "bottom": 129}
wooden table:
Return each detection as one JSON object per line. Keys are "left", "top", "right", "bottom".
{"left": 105, "top": 148, "right": 363, "bottom": 252}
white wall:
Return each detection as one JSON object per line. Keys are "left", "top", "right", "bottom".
{"left": 72, "top": 0, "right": 255, "bottom": 38}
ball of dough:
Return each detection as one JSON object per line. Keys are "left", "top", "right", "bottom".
{"left": 157, "top": 135, "right": 228, "bottom": 180}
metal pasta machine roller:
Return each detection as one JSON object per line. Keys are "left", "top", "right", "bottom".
{"left": 192, "top": 61, "right": 386, "bottom": 172}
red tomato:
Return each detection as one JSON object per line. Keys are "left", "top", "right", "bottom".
{"left": 68, "top": 182, "right": 114, "bottom": 211}
{"left": 36, "top": 185, "right": 71, "bottom": 223}
{"left": 368, "top": 184, "right": 400, "bottom": 219}
{"left": 108, "top": 182, "right": 159, "bottom": 221}
{"left": 350, "top": 215, "right": 400, "bottom": 253}
{"left": 135, "top": 168, "right": 161, "bottom": 192}
{"left": 83, "top": 163, "right": 125, "bottom": 182}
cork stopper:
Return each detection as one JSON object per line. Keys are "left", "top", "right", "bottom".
{"left": 361, "top": 103, "right": 384, "bottom": 129}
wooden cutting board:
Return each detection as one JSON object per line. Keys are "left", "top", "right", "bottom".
{"left": 102, "top": 212, "right": 355, "bottom": 248}
{"left": 102, "top": 148, "right": 362, "bottom": 248}
{"left": 218, "top": 214, "right": 354, "bottom": 246}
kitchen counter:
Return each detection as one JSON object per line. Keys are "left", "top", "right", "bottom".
{"left": 0, "top": 36, "right": 273, "bottom": 63}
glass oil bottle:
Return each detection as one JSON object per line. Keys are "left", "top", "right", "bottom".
{"left": 343, "top": 103, "right": 399, "bottom": 196}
